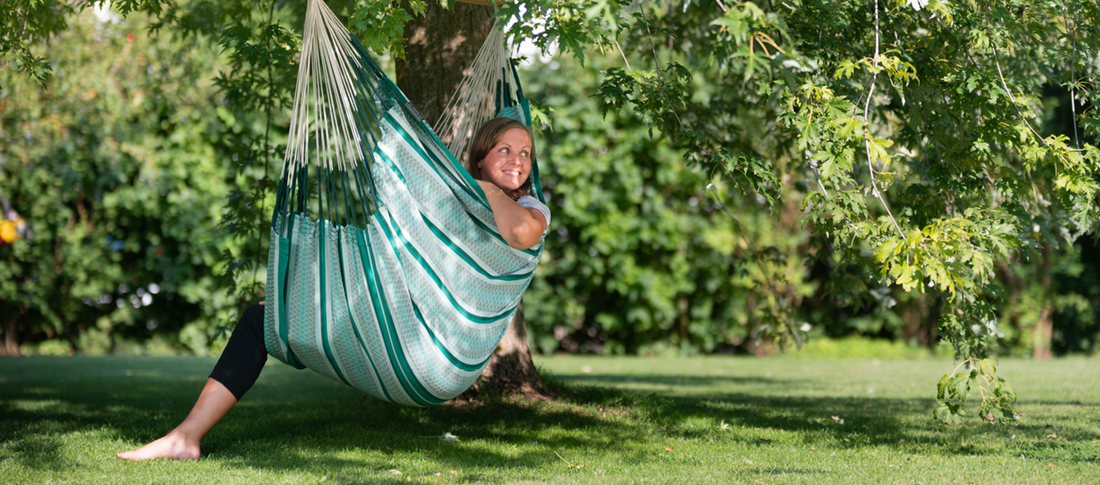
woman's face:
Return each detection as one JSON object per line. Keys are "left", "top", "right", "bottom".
{"left": 478, "top": 127, "right": 532, "bottom": 192}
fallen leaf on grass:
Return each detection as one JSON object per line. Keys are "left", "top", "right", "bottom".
{"left": 449, "top": 470, "right": 457, "bottom": 475}
{"left": 554, "top": 450, "right": 586, "bottom": 471}
{"left": 664, "top": 446, "right": 674, "bottom": 452}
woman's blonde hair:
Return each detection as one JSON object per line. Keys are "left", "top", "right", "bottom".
{"left": 464, "top": 117, "right": 536, "bottom": 200}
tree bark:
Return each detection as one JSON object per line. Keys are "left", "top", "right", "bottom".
{"left": 396, "top": 1, "right": 495, "bottom": 127}
{"left": 1033, "top": 308, "right": 1053, "bottom": 359}
{"left": 395, "top": 3, "right": 551, "bottom": 402}
{"left": 1, "top": 301, "right": 20, "bottom": 356}
{"left": 455, "top": 302, "right": 553, "bottom": 402}
{"left": 1033, "top": 244, "right": 1055, "bottom": 359}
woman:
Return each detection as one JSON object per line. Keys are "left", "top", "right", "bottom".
{"left": 117, "top": 117, "right": 549, "bottom": 461}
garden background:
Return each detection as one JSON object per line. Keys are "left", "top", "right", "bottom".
{"left": 2, "top": 0, "right": 1098, "bottom": 362}
{"left": 3, "top": 1, "right": 1100, "bottom": 481}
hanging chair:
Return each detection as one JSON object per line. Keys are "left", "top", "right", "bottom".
{"left": 261, "top": 0, "right": 544, "bottom": 406}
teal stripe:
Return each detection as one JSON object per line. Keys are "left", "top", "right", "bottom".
{"left": 513, "top": 98, "right": 546, "bottom": 203}
{"left": 279, "top": 215, "right": 304, "bottom": 369}
{"left": 411, "top": 301, "right": 496, "bottom": 372}
{"left": 350, "top": 229, "right": 396, "bottom": 403}
{"left": 468, "top": 213, "right": 540, "bottom": 256}
{"left": 276, "top": 236, "right": 292, "bottom": 359}
{"left": 420, "top": 216, "right": 531, "bottom": 281}
{"left": 319, "top": 223, "right": 351, "bottom": 386}
{"left": 374, "top": 147, "right": 538, "bottom": 256}
{"left": 375, "top": 211, "right": 517, "bottom": 324}
{"left": 383, "top": 112, "right": 488, "bottom": 210}
{"left": 362, "top": 222, "right": 446, "bottom": 406}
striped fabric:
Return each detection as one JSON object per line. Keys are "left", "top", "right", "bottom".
{"left": 262, "top": 0, "right": 544, "bottom": 406}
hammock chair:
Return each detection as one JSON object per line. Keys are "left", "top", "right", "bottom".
{"left": 261, "top": 0, "right": 544, "bottom": 407}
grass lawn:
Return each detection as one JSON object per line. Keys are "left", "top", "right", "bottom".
{"left": 2, "top": 355, "right": 1097, "bottom": 484}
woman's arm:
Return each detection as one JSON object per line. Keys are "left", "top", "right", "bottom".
{"left": 478, "top": 180, "right": 547, "bottom": 250}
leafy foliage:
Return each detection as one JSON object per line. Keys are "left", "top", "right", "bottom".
{"left": 3, "top": 0, "right": 1100, "bottom": 427}
{"left": 502, "top": 0, "right": 1100, "bottom": 422}
{"left": 0, "top": 11, "right": 238, "bottom": 354}
{"left": 521, "top": 53, "right": 814, "bottom": 356}
{"left": 0, "top": 0, "right": 78, "bottom": 88}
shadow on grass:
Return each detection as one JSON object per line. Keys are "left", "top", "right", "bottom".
{"left": 1, "top": 356, "right": 1096, "bottom": 479}
{"left": 2, "top": 434, "right": 72, "bottom": 472}
{"left": 551, "top": 371, "right": 1099, "bottom": 465}
{"left": 559, "top": 373, "right": 786, "bottom": 389}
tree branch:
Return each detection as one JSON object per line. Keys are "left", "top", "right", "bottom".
{"left": 638, "top": 7, "right": 688, "bottom": 136}
{"left": 0, "top": 14, "right": 31, "bottom": 74}
{"left": 251, "top": 0, "right": 278, "bottom": 304}
{"left": 1062, "top": 2, "right": 1080, "bottom": 151}
{"left": 863, "top": 0, "right": 904, "bottom": 239}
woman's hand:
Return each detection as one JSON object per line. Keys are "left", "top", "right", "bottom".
{"left": 478, "top": 181, "right": 547, "bottom": 250}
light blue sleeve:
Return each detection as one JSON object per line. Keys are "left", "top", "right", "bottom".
{"left": 516, "top": 195, "right": 551, "bottom": 232}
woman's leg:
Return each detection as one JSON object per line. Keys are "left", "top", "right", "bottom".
{"left": 117, "top": 304, "right": 268, "bottom": 461}
{"left": 115, "top": 378, "right": 237, "bottom": 460}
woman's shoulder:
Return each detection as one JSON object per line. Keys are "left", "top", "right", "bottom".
{"left": 516, "top": 195, "right": 551, "bottom": 226}
{"left": 516, "top": 195, "right": 547, "bottom": 208}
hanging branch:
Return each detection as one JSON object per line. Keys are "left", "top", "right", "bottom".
{"left": 638, "top": 7, "right": 688, "bottom": 136}
{"left": 990, "top": 42, "right": 1043, "bottom": 143}
{"left": 863, "top": 0, "right": 905, "bottom": 239}
{"left": 0, "top": 16, "right": 29, "bottom": 74}
{"left": 635, "top": 3, "right": 802, "bottom": 347}
{"left": 250, "top": 0, "right": 279, "bottom": 304}
{"left": 1062, "top": 1, "right": 1080, "bottom": 151}
{"left": 987, "top": 21, "right": 1079, "bottom": 177}
{"left": 612, "top": 37, "right": 632, "bottom": 71}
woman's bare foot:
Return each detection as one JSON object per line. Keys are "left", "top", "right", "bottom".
{"left": 116, "top": 430, "right": 200, "bottom": 461}
{"left": 116, "top": 378, "right": 238, "bottom": 461}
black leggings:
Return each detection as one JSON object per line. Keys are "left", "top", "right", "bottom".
{"left": 209, "top": 304, "right": 269, "bottom": 401}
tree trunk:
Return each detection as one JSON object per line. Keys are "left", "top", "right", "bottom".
{"left": 455, "top": 302, "right": 553, "bottom": 402}
{"left": 1033, "top": 308, "right": 1053, "bottom": 359}
{"left": 396, "top": 3, "right": 551, "bottom": 402}
{"left": 1, "top": 302, "right": 20, "bottom": 356}
{"left": 396, "top": 1, "right": 495, "bottom": 126}
{"left": 1033, "top": 244, "right": 1055, "bottom": 359}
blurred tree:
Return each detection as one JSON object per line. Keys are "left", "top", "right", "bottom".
{"left": 519, "top": 52, "right": 814, "bottom": 357}
{"left": 0, "top": 10, "right": 237, "bottom": 356}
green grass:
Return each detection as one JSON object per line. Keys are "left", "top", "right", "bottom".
{"left": 2, "top": 356, "right": 1098, "bottom": 484}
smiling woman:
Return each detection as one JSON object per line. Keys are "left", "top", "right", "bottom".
{"left": 116, "top": 0, "right": 551, "bottom": 460}
{"left": 464, "top": 117, "right": 550, "bottom": 250}
{"left": 467, "top": 118, "right": 535, "bottom": 198}
{"left": 117, "top": 114, "right": 553, "bottom": 462}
